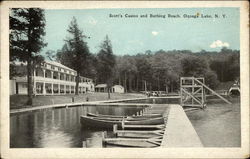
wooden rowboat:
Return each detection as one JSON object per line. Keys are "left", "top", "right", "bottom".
{"left": 102, "top": 132, "right": 162, "bottom": 147}
{"left": 80, "top": 115, "right": 165, "bottom": 129}
{"left": 87, "top": 116, "right": 159, "bottom": 121}
{"left": 87, "top": 112, "right": 162, "bottom": 119}
{"left": 113, "top": 124, "right": 164, "bottom": 138}
{"left": 104, "top": 139, "right": 160, "bottom": 148}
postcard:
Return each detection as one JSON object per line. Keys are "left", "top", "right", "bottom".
{"left": 0, "top": 1, "right": 249, "bottom": 158}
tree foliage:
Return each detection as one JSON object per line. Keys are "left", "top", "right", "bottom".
{"left": 113, "top": 48, "right": 239, "bottom": 92}
{"left": 10, "top": 8, "right": 47, "bottom": 105}
{"left": 56, "top": 17, "right": 91, "bottom": 95}
{"left": 96, "top": 35, "right": 116, "bottom": 98}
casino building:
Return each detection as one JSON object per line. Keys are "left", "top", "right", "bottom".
{"left": 10, "top": 60, "right": 95, "bottom": 95}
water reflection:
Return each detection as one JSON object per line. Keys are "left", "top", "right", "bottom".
{"left": 10, "top": 105, "right": 144, "bottom": 148}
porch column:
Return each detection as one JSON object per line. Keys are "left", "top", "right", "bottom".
{"left": 58, "top": 84, "right": 60, "bottom": 95}
{"left": 64, "top": 85, "right": 66, "bottom": 95}
{"left": 51, "top": 71, "right": 54, "bottom": 79}
{"left": 58, "top": 72, "right": 61, "bottom": 80}
{"left": 51, "top": 83, "right": 54, "bottom": 95}
{"left": 43, "top": 82, "right": 46, "bottom": 95}
{"left": 43, "top": 69, "right": 45, "bottom": 78}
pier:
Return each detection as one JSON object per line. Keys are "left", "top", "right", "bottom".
{"left": 11, "top": 96, "right": 203, "bottom": 148}
{"left": 161, "top": 104, "right": 203, "bottom": 147}
{"left": 141, "top": 104, "right": 203, "bottom": 147}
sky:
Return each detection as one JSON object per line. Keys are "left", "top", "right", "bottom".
{"left": 42, "top": 8, "right": 239, "bottom": 56}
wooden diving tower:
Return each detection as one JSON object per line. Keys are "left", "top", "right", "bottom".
{"left": 180, "top": 77, "right": 231, "bottom": 108}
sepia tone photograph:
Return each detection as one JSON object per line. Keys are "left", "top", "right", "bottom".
{"left": 1, "top": 1, "right": 249, "bottom": 158}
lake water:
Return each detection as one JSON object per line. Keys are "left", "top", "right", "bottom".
{"left": 10, "top": 105, "right": 145, "bottom": 148}
{"left": 10, "top": 97, "right": 240, "bottom": 148}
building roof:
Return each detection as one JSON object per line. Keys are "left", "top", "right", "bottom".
{"left": 95, "top": 84, "right": 107, "bottom": 88}
{"left": 45, "top": 60, "right": 76, "bottom": 72}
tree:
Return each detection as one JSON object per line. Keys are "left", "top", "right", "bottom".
{"left": 116, "top": 56, "right": 137, "bottom": 92}
{"left": 45, "top": 50, "right": 56, "bottom": 61}
{"left": 181, "top": 56, "right": 208, "bottom": 77}
{"left": 10, "top": 8, "right": 46, "bottom": 105}
{"left": 57, "top": 17, "right": 90, "bottom": 95}
{"left": 97, "top": 35, "right": 116, "bottom": 99}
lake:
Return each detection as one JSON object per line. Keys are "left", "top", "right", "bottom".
{"left": 10, "top": 105, "right": 145, "bottom": 148}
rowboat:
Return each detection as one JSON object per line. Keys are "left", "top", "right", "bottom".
{"left": 80, "top": 115, "right": 165, "bottom": 129}
{"left": 87, "top": 112, "right": 162, "bottom": 119}
{"left": 113, "top": 124, "right": 164, "bottom": 138}
{"left": 104, "top": 139, "right": 160, "bottom": 148}
{"left": 86, "top": 116, "right": 160, "bottom": 122}
{"left": 102, "top": 132, "right": 162, "bottom": 148}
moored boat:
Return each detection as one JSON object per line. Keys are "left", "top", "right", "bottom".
{"left": 80, "top": 115, "right": 165, "bottom": 129}
{"left": 87, "top": 112, "right": 162, "bottom": 119}
{"left": 102, "top": 131, "right": 162, "bottom": 148}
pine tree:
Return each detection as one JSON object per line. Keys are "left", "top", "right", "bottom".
{"left": 97, "top": 35, "right": 116, "bottom": 99}
{"left": 59, "top": 17, "right": 90, "bottom": 95}
{"left": 10, "top": 8, "right": 47, "bottom": 105}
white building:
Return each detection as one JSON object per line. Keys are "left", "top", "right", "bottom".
{"left": 95, "top": 84, "right": 108, "bottom": 92}
{"left": 11, "top": 60, "right": 94, "bottom": 95}
{"left": 94, "top": 84, "right": 124, "bottom": 93}
{"left": 112, "top": 85, "right": 124, "bottom": 93}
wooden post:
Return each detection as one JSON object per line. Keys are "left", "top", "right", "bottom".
{"left": 195, "top": 78, "right": 231, "bottom": 104}
{"left": 113, "top": 124, "right": 117, "bottom": 134}
{"left": 192, "top": 77, "right": 194, "bottom": 105}
{"left": 82, "top": 141, "right": 87, "bottom": 148}
{"left": 102, "top": 131, "right": 107, "bottom": 147}
{"left": 180, "top": 78, "right": 183, "bottom": 106}
{"left": 122, "top": 118, "right": 125, "bottom": 130}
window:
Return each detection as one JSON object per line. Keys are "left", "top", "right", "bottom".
{"left": 51, "top": 66, "right": 55, "bottom": 70}
{"left": 22, "top": 84, "right": 27, "bottom": 88}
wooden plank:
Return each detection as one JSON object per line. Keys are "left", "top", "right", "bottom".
{"left": 122, "top": 124, "right": 165, "bottom": 129}
{"left": 194, "top": 78, "right": 232, "bottom": 104}
{"left": 181, "top": 85, "right": 203, "bottom": 88}
{"left": 182, "top": 88, "right": 202, "bottom": 105}
{"left": 104, "top": 138, "right": 162, "bottom": 142}
{"left": 115, "top": 130, "right": 164, "bottom": 134}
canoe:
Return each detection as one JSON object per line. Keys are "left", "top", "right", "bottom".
{"left": 87, "top": 112, "right": 162, "bottom": 118}
{"left": 80, "top": 116, "right": 165, "bottom": 129}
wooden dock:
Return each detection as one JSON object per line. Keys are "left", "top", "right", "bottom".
{"left": 11, "top": 96, "right": 203, "bottom": 148}
{"left": 161, "top": 104, "right": 203, "bottom": 147}
{"left": 100, "top": 104, "right": 203, "bottom": 148}
{"left": 10, "top": 97, "right": 149, "bottom": 114}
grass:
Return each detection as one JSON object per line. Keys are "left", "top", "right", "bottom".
{"left": 10, "top": 92, "right": 146, "bottom": 109}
